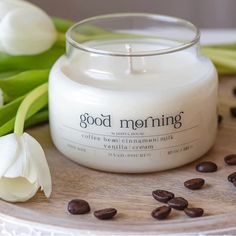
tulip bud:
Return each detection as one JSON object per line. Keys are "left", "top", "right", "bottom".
{"left": 0, "top": 0, "right": 57, "bottom": 55}
{"left": 0, "top": 0, "right": 35, "bottom": 20}
{"left": 0, "top": 132, "right": 52, "bottom": 202}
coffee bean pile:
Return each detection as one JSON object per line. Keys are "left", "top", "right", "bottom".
{"left": 151, "top": 152, "right": 236, "bottom": 220}
{"left": 67, "top": 199, "right": 117, "bottom": 220}
{"left": 151, "top": 189, "right": 203, "bottom": 220}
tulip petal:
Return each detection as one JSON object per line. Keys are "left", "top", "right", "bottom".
{"left": 23, "top": 133, "right": 52, "bottom": 198}
{"left": 4, "top": 134, "right": 37, "bottom": 183}
{"left": 0, "top": 0, "right": 36, "bottom": 21}
{"left": 0, "top": 176, "right": 39, "bottom": 202}
{"left": 0, "top": 8, "right": 57, "bottom": 55}
{"left": 0, "top": 133, "right": 19, "bottom": 177}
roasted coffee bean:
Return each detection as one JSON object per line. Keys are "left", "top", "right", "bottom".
{"left": 184, "top": 208, "right": 204, "bottom": 218}
{"left": 94, "top": 208, "right": 117, "bottom": 220}
{"left": 233, "top": 87, "right": 236, "bottom": 96}
{"left": 184, "top": 178, "right": 205, "bottom": 190}
{"left": 67, "top": 199, "right": 90, "bottom": 215}
{"left": 196, "top": 161, "right": 217, "bottom": 173}
{"left": 228, "top": 172, "right": 236, "bottom": 182}
{"left": 224, "top": 154, "right": 236, "bottom": 165}
{"left": 230, "top": 107, "right": 236, "bottom": 118}
{"left": 152, "top": 190, "right": 174, "bottom": 203}
{"left": 232, "top": 180, "right": 236, "bottom": 187}
{"left": 218, "top": 115, "right": 223, "bottom": 125}
{"left": 151, "top": 206, "right": 171, "bottom": 220}
{"left": 168, "top": 197, "right": 188, "bottom": 210}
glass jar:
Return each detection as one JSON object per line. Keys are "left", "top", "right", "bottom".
{"left": 49, "top": 13, "right": 218, "bottom": 173}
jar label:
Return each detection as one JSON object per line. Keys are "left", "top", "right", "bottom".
{"left": 60, "top": 110, "right": 201, "bottom": 159}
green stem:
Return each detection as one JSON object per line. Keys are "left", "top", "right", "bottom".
{"left": 55, "top": 32, "right": 66, "bottom": 48}
{"left": 14, "top": 83, "right": 48, "bottom": 136}
{"left": 52, "top": 17, "right": 74, "bottom": 33}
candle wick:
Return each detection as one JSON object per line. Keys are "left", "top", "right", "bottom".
{"left": 125, "top": 44, "right": 134, "bottom": 74}
{"left": 125, "top": 44, "right": 146, "bottom": 74}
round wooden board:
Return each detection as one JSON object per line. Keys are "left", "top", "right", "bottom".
{"left": 0, "top": 77, "right": 236, "bottom": 235}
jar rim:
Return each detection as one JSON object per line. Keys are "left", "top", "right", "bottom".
{"left": 66, "top": 13, "right": 200, "bottom": 57}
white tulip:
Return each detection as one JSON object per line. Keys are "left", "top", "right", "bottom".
{"left": 0, "top": 0, "right": 36, "bottom": 21}
{"left": 0, "top": 132, "right": 52, "bottom": 202}
{"left": 0, "top": 0, "right": 57, "bottom": 55}
{"left": 0, "top": 89, "right": 3, "bottom": 107}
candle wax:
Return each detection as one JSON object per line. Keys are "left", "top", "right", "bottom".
{"left": 49, "top": 38, "right": 218, "bottom": 173}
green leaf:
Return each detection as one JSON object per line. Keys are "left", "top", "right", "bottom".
{"left": 0, "top": 108, "right": 49, "bottom": 136}
{"left": 0, "top": 95, "right": 25, "bottom": 127}
{"left": 25, "top": 109, "right": 49, "bottom": 128}
{"left": 0, "top": 45, "right": 64, "bottom": 72}
{"left": 0, "top": 118, "right": 15, "bottom": 136}
{"left": 0, "top": 71, "right": 21, "bottom": 79}
{"left": 0, "top": 70, "right": 49, "bottom": 99}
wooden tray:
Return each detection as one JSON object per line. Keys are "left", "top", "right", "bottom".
{"left": 0, "top": 77, "right": 236, "bottom": 235}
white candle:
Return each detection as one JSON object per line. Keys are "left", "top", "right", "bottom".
{"left": 49, "top": 14, "right": 218, "bottom": 173}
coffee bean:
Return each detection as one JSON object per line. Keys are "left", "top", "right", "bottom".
{"left": 230, "top": 107, "right": 236, "bottom": 118}
{"left": 94, "top": 208, "right": 117, "bottom": 220}
{"left": 218, "top": 115, "right": 223, "bottom": 125}
{"left": 184, "top": 208, "right": 204, "bottom": 218}
{"left": 228, "top": 172, "right": 236, "bottom": 182}
{"left": 152, "top": 190, "right": 174, "bottom": 203}
{"left": 151, "top": 206, "right": 171, "bottom": 220}
{"left": 233, "top": 180, "right": 236, "bottom": 187}
{"left": 196, "top": 161, "right": 217, "bottom": 173}
{"left": 67, "top": 199, "right": 90, "bottom": 215}
{"left": 184, "top": 178, "right": 205, "bottom": 190}
{"left": 233, "top": 87, "right": 236, "bottom": 96}
{"left": 224, "top": 154, "right": 236, "bottom": 165}
{"left": 168, "top": 197, "right": 188, "bottom": 210}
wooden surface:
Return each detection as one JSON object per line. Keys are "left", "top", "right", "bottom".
{"left": 0, "top": 77, "right": 236, "bottom": 235}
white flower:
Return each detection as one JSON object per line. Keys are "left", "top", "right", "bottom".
{"left": 0, "top": 132, "right": 52, "bottom": 202}
{"left": 0, "top": 0, "right": 56, "bottom": 55}
{"left": 0, "top": 88, "right": 3, "bottom": 107}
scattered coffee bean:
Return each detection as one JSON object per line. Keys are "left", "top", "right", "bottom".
{"left": 224, "top": 154, "right": 236, "bottom": 165}
{"left": 152, "top": 190, "right": 174, "bottom": 203}
{"left": 151, "top": 206, "right": 171, "bottom": 220}
{"left": 94, "top": 208, "right": 117, "bottom": 220}
{"left": 67, "top": 199, "right": 90, "bottom": 215}
{"left": 230, "top": 107, "right": 236, "bottom": 117}
{"left": 218, "top": 115, "right": 223, "bottom": 125}
{"left": 228, "top": 172, "right": 236, "bottom": 182}
{"left": 232, "top": 179, "right": 236, "bottom": 187}
{"left": 184, "top": 178, "right": 205, "bottom": 190}
{"left": 184, "top": 208, "right": 204, "bottom": 218}
{"left": 168, "top": 197, "right": 188, "bottom": 210}
{"left": 233, "top": 87, "right": 236, "bottom": 96}
{"left": 196, "top": 161, "right": 217, "bottom": 173}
